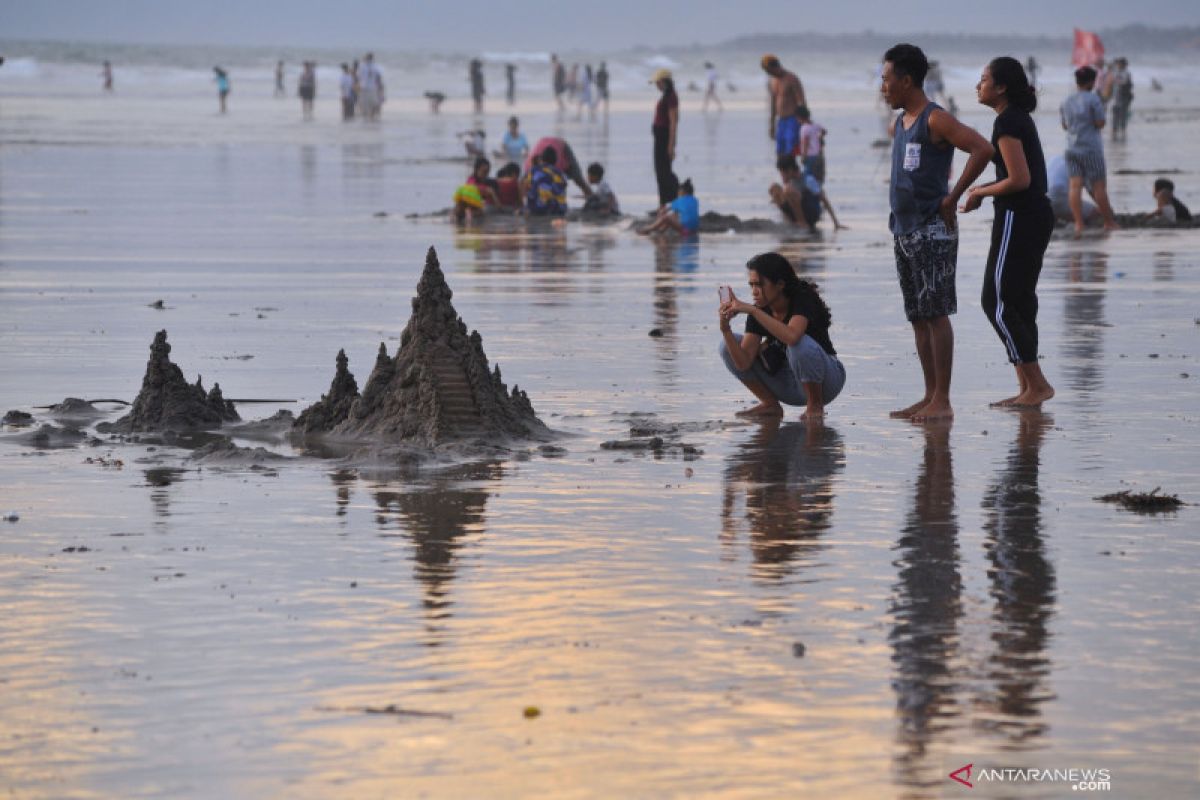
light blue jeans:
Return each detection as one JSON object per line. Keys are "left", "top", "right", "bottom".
{"left": 719, "top": 334, "right": 847, "bottom": 406}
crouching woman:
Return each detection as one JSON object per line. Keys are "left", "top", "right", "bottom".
{"left": 718, "top": 252, "right": 846, "bottom": 420}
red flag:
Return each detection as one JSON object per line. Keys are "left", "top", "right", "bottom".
{"left": 1073, "top": 28, "right": 1105, "bottom": 68}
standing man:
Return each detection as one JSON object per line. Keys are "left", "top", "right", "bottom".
{"left": 595, "top": 62, "right": 610, "bottom": 116}
{"left": 505, "top": 63, "right": 516, "bottom": 106}
{"left": 762, "top": 54, "right": 807, "bottom": 157}
{"left": 470, "top": 58, "right": 485, "bottom": 114}
{"left": 1060, "top": 66, "right": 1120, "bottom": 237}
{"left": 551, "top": 54, "right": 566, "bottom": 111}
{"left": 881, "top": 43, "right": 994, "bottom": 422}
{"left": 703, "top": 62, "right": 723, "bottom": 112}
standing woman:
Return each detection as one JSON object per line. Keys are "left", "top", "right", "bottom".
{"left": 651, "top": 68, "right": 680, "bottom": 207}
{"left": 961, "top": 57, "right": 1056, "bottom": 407}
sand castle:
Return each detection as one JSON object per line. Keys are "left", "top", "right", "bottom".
{"left": 295, "top": 247, "right": 546, "bottom": 447}
{"left": 99, "top": 330, "right": 240, "bottom": 433}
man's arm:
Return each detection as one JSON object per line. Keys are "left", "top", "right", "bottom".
{"left": 929, "top": 109, "right": 994, "bottom": 229}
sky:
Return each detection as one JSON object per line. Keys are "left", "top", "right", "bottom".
{"left": 1, "top": 0, "right": 1197, "bottom": 52}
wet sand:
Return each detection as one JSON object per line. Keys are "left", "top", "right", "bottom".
{"left": 2, "top": 75, "right": 1199, "bottom": 798}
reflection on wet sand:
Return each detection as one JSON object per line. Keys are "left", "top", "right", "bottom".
{"left": 650, "top": 235, "right": 700, "bottom": 387}
{"left": 368, "top": 462, "right": 502, "bottom": 641}
{"left": 890, "top": 422, "right": 963, "bottom": 791}
{"left": 1059, "top": 250, "right": 1109, "bottom": 402}
{"left": 329, "top": 468, "right": 355, "bottom": 523}
{"left": 720, "top": 419, "right": 844, "bottom": 582}
{"left": 144, "top": 466, "right": 191, "bottom": 530}
{"left": 978, "top": 411, "right": 1056, "bottom": 744}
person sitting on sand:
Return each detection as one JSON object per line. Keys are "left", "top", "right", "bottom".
{"left": 582, "top": 162, "right": 619, "bottom": 215}
{"left": 640, "top": 179, "right": 699, "bottom": 236}
{"left": 494, "top": 162, "right": 522, "bottom": 210}
{"left": 1150, "top": 178, "right": 1192, "bottom": 223}
{"left": 452, "top": 183, "right": 485, "bottom": 223}
{"left": 718, "top": 251, "right": 846, "bottom": 421}
{"left": 769, "top": 155, "right": 823, "bottom": 231}
{"left": 460, "top": 129, "right": 487, "bottom": 159}
{"left": 525, "top": 147, "right": 568, "bottom": 216}
{"left": 466, "top": 157, "right": 500, "bottom": 206}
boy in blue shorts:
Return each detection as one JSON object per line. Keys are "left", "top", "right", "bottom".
{"left": 640, "top": 179, "right": 699, "bottom": 235}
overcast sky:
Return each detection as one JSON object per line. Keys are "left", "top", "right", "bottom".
{"left": 2, "top": 0, "right": 1197, "bottom": 52}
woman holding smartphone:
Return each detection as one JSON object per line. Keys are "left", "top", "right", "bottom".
{"left": 718, "top": 252, "right": 846, "bottom": 420}
{"left": 961, "top": 57, "right": 1056, "bottom": 407}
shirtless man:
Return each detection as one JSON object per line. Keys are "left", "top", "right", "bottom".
{"left": 762, "top": 54, "right": 807, "bottom": 156}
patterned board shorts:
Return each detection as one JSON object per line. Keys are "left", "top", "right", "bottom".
{"left": 1065, "top": 148, "right": 1107, "bottom": 185}
{"left": 894, "top": 218, "right": 959, "bottom": 321}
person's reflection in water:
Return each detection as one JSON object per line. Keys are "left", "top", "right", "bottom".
{"left": 1152, "top": 250, "right": 1175, "bottom": 283}
{"left": 651, "top": 236, "right": 696, "bottom": 380}
{"left": 371, "top": 462, "right": 501, "bottom": 645}
{"left": 1059, "top": 250, "right": 1108, "bottom": 402}
{"left": 720, "top": 418, "right": 844, "bottom": 582}
{"left": 978, "top": 410, "right": 1056, "bottom": 743}
{"left": 889, "top": 422, "right": 964, "bottom": 790}
{"left": 144, "top": 467, "right": 188, "bottom": 532}
{"left": 329, "top": 469, "right": 356, "bottom": 525}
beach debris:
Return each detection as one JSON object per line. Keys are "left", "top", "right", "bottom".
{"left": 3, "top": 511, "right": 18, "bottom": 523}
{"left": 295, "top": 349, "right": 359, "bottom": 433}
{"left": 61, "top": 545, "right": 91, "bottom": 553}
{"left": 1095, "top": 487, "right": 1185, "bottom": 512}
{"left": 523, "top": 706, "right": 541, "bottom": 719}
{"left": 296, "top": 247, "right": 547, "bottom": 447}
{"left": 83, "top": 455, "right": 124, "bottom": 469}
{"left": 148, "top": 299, "right": 165, "bottom": 309}
{"left": 97, "top": 331, "right": 240, "bottom": 433}
{"left": 316, "top": 704, "right": 453, "bottom": 720}
{"left": 792, "top": 642, "right": 806, "bottom": 658}
{"left": 3, "top": 410, "right": 33, "bottom": 426}
{"left": 648, "top": 328, "right": 665, "bottom": 337}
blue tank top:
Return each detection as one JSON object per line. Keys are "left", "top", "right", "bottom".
{"left": 889, "top": 103, "right": 954, "bottom": 235}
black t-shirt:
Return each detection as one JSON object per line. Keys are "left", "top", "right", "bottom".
{"left": 991, "top": 107, "right": 1049, "bottom": 213}
{"left": 1171, "top": 197, "right": 1193, "bottom": 222}
{"left": 744, "top": 288, "right": 836, "bottom": 357}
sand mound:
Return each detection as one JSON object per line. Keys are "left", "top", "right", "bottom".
{"left": 296, "top": 247, "right": 547, "bottom": 448}
{"left": 99, "top": 331, "right": 240, "bottom": 433}
{"left": 295, "top": 349, "right": 359, "bottom": 433}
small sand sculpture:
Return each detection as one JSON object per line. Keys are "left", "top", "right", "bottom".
{"left": 295, "top": 349, "right": 359, "bottom": 433}
{"left": 296, "top": 247, "right": 546, "bottom": 447}
{"left": 99, "top": 330, "right": 239, "bottom": 433}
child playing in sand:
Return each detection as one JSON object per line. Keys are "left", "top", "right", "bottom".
{"left": 466, "top": 157, "right": 500, "bottom": 206}
{"left": 495, "top": 162, "right": 522, "bottom": 210}
{"left": 1151, "top": 178, "right": 1192, "bottom": 222}
{"left": 641, "top": 179, "right": 698, "bottom": 235}
{"left": 582, "top": 163, "right": 620, "bottom": 214}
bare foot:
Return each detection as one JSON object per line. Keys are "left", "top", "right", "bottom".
{"left": 1103, "top": 220, "right": 1121, "bottom": 232}
{"left": 1072, "top": 225, "right": 1083, "bottom": 240}
{"left": 1011, "top": 386, "right": 1055, "bottom": 407}
{"left": 890, "top": 398, "right": 931, "bottom": 419}
{"left": 910, "top": 400, "right": 954, "bottom": 422}
{"left": 989, "top": 394, "right": 1022, "bottom": 407}
{"left": 736, "top": 402, "right": 783, "bottom": 418}
{"left": 801, "top": 407, "right": 824, "bottom": 421}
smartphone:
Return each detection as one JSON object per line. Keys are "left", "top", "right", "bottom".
{"left": 718, "top": 285, "right": 732, "bottom": 304}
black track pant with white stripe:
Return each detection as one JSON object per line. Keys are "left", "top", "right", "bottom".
{"left": 981, "top": 204, "right": 1056, "bottom": 364}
